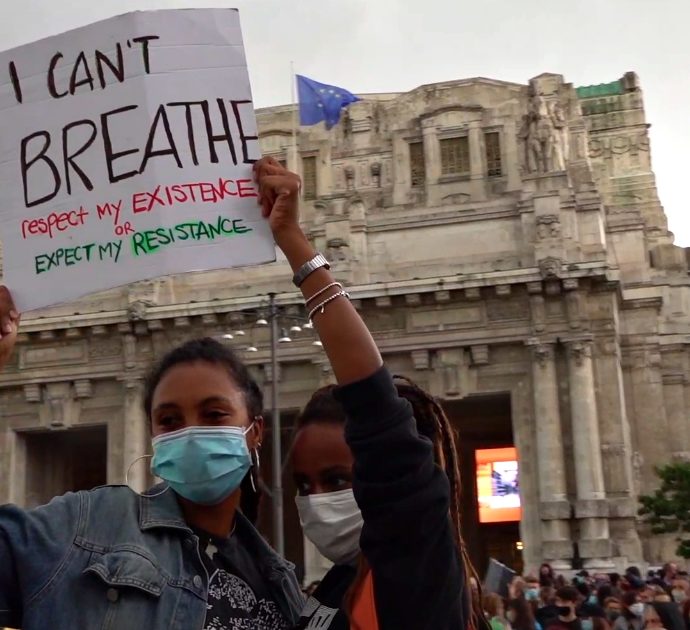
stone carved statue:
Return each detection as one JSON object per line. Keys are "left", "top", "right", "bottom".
{"left": 519, "top": 94, "right": 569, "bottom": 174}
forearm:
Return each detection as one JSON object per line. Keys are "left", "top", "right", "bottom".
{"left": 276, "top": 227, "right": 381, "bottom": 386}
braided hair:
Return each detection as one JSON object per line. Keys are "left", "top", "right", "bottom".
{"left": 295, "top": 374, "right": 486, "bottom": 630}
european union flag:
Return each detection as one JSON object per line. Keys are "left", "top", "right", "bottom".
{"left": 297, "top": 75, "right": 360, "bottom": 130}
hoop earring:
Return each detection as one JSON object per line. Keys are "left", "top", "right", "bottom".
{"left": 125, "top": 454, "right": 169, "bottom": 499}
{"left": 249, "top": 446, "right": 261, "bottom": 493}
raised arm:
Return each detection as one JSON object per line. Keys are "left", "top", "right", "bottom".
{"left": 254, "top": 157, "right": 381, "bottom": 385}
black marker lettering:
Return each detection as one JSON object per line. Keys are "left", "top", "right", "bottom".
{"left": 131, "top": 35, "right": 159, "bottom": 74}
{"left": 47, "top": 53, "right": 67, "bottom": 99}
{"left": 201, "top": 99, "right": 237, "bottom": 165}
{"left": 139, "top": 104, "right": 182, "bottom": 174}
{"left": 62, "top": 119, "right": 97, "bottom": 194}
{"left": 69, "top": 51, "right": 94, "bottom": 94}
{"left": 231, "top": 99, "right": 259, "bottom": 164}
{"left": 101, "top": 105, "right": 140, "bottom": 183}
{"left": 21, "top": 131, "right": 61, "bottom": 208}
{"left": 167, "top": 101, "right": 205, "bottom": 166}
{"left": 9, "top": 61, "right": 22, "bottom": 104}
{"left": 95, "top": 43, "right": 124, "bottom": 89}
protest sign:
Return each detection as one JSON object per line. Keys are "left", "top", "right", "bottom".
{"left": 0, "top": 9, "right": 275, "bottom": 312}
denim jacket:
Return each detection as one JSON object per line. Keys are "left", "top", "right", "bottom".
{"left": 0, "top": 484, "right": 304, "bottom": 629}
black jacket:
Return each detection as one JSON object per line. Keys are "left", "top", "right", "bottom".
{"left": 296, "top": 367, "right": 468, "bottom": 630}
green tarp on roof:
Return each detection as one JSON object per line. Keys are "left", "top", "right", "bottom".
{"left": 576, "top": 80, "right": 624, "bottom": 99}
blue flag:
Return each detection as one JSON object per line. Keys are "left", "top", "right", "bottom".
{"left": 297, "top": 75, "right": 360, "bottom": 130}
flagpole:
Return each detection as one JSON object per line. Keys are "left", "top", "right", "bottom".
{"left": 290, "top": 61, "right": 298, "bottom": 170}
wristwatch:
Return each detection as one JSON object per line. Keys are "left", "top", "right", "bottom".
{"left": 293, "top": 253, "right": 330, "bottom": 287}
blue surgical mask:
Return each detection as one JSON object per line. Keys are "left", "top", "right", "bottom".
{"left": 588, "top": 595, "right": 599, "bottom": 606}
{"left": 582, "top": 619, "right": 593, "bottom": 630}
{"left": 151, "top": 425, "right": 252, "bottom": 505}
{"left": 526, "top": 588, "right": 540, "bottom": 601}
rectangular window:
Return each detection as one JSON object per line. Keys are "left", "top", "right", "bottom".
{"left": 409, "top": 141, "right": 426, "bottom": 187}
{"left": 485, "top": 132, "right": 502, "bottom": 177}
{"left": 302, "top": 156, "right": 317, "bottom": 200}
{"left": 440, "top": 136, "right": 470, "bottom": 176}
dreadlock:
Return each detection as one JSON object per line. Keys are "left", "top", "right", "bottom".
{"left": 294, "top": 375, "right": 487, "bottom": 630}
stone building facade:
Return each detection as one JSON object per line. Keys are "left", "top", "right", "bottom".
{"left": 1, "top": 71, "right": 689, "bottom": 577}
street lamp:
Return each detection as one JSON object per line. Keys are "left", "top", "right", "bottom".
{"left": 218, "top": 292, "right": 321, "bottom": 556}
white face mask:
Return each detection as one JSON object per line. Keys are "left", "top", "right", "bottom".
{"left": 295, "top": 488, "right": 363, "bottom": 565}
{"left": 630, "top": 603, "right": 645, "bottom": 618}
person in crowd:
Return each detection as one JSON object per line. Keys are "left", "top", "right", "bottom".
{"left": 652, "top": 586, "right": 673, "bottom": 604}
{"left": 290, "top": 369, "right": 484, "bottom": 628}
{"left": 603, "top": 597, "right": 622, "bottom": 624}
{"left": 681, "top": 599, "right": 690, "bottom": 630}
{"left": 485, "top": 593, "right": 511, "bottom": 630}
{"left": 540, "top": 564, "right": 556, "bottom": 587}
{"left": 644, "top": 602, "right": 685, "bottom": 630}
{"left": 664, "top": 565, "right": 680, "bottom": 590}
{"left": 609, "top": 575, "right": 623, "bottom": 597}
{"left": 624, "top": 567, "right": 645, "bottom": 592}
{"left": 536, "top": 586, "right": 560, "bottom": 627}
{"left": 641, "top": 587, "right": 658, "bottom": 604}
{"left": 507, "top": 597, "right": 542, "bottom": 630}
{"left": 511, "top": 577, "right": 528, "bottom": 600}
{"left": 612, "top": 591, "right": 644, "bottom": 630}
{"left": 578, "top": 602, "right": 610, "bottom": 630}
{"left": 671, "top": 579, "right": 690, "bottom": 605}
{"left": 545, "top": 586, "right": 582, "bottom": 630}
{"left": 525, "top": 576, "right": 541, "bottom": 603}
{"left": 597, "top": 585, "right": 615, "bottom": 608}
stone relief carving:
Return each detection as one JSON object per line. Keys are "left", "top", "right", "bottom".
{"left": 567, "top": 340, "right": 592, "bottom": 367}
{"left": 531, "top": 342, "right": 554, "bottom": 367}
{"left": 519, "top": 94, "right": 569, "bottom": 174}
{"left": 588, "top": 134, "right": 650, "bottom": 159}
{"left": 536, "top": 214, "right": 561, "bottom": 240}
{"left": 127, "top": 300, "right": 152, "bottom": 321}
{"left": 370, "top": 162, "right": 381, "bottom": 187}
{"left": 326, "top": 238, "right": 349, "bottom": 263}
{"left": 539, "top": 257, "right": 563, "bottom": 279}
{"left": 344, "top": 165, "right": 355, "bottom": 190}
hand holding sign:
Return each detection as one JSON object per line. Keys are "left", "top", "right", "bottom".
{"left": 253, "top": 157, "right": 302, "bottom": 244}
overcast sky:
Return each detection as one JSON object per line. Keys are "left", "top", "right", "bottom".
{"left": 2, "top": 0, "right": 689, "bottom": 245}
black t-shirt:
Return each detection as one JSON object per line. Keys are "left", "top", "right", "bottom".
{"left": 194, "top": 527, "right": 291, "bottom": 630}
{"left": 546, "top": 617, "right": 583, "bottom": 630}
{"left": 294, "top": 564, "right": 356, "bottom": 630}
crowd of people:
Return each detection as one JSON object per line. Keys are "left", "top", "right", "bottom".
{"left": 482, "top": 564, "right": 689, "bottom": 630}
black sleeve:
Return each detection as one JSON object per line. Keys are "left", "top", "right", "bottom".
{"left": 335, "top": 366, "right": 467, "bottom": 630}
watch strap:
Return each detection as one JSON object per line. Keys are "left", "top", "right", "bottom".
{"left": 293, "top": 253, "right": 330, "bottom": 287}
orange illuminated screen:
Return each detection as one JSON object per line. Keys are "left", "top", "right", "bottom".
{"left": 476, "top": 447, "right": 521, "bottom": 524}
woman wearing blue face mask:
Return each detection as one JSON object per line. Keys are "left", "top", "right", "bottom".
{"left": 0, "top": 156, "right": 363, "bottom": 630}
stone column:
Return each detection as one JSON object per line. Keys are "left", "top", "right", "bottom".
{"left": 664, "top": 373, "right": 690, "bottom": 459}
{"left": 528, "top": 340, "right": 572, "bottom": 569}
{"left": 565, "top": 339, "right": 613, "bottom": 569}
{"left": 469, "top": 124, "right": 483, "bottom": 180}
{"left": 122, "top": 378, "right": 149, "bottom": 493}
{"left": 422, "top": 120, "right": 441, "bottom": 204}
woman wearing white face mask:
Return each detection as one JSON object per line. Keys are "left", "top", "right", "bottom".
{"left": 290, "top": 374, "right": 485, "bottom": 630}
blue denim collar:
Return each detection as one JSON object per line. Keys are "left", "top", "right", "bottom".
{"left": 137, "top": 484, "right": 294, "bottom": 573}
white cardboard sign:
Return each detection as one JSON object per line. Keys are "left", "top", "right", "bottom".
{"left": 0, "top": 9, "right": 275, "bottom": 312}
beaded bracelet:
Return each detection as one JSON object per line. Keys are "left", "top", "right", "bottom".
{"left": 308, "top": 290, "right": 351, "bottom": 321}
{"left": 305, "top": 282, "right": 343, "bottom": 306}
